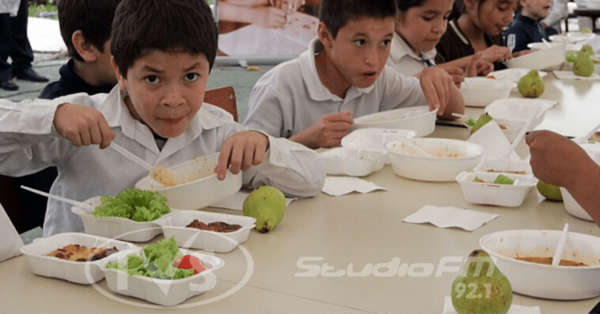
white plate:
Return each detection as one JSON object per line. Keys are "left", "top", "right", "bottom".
{"left": 553, "top": 70, "right": 600, "bottom": 81}
{"left": 20, "top": 233, "right": 137, "bottom": 284}
{"left": 100, "top": 248, "right": 225, "bottom": 306}
{"left": 155, "top": 209, "right": 256, "bottom": 253}
{"left": 320, "top": 147, "right": 386, "bottom": 177}
{"left": 487, "top": 68, "right": 547, "bottom": 83}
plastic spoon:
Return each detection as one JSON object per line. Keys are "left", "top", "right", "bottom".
{"left": 108, "top": 142, "right": 180, "bottom": 186}
{"left": 20, "top": 185, "right": 94, "bottom": 210}
{"left": 542, "top": 38, "right": 552, "bottom": 48}
{"left": 552, "top": 223, "right": 569, "bottom": 266}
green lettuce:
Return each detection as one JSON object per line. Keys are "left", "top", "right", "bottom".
{"left": 93, "top": 188, "right": 170, "bottom": 222}
{"left": 492, "top": 174, "right": 514, "bottom": 185}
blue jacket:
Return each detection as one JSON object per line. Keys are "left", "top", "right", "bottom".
{"left": 505, "top": 13, "right": 549, "bottom": 53}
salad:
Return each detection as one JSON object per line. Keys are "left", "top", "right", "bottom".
{"left": 93, "top": 188, "right": 170, "bottom": 222}
{"left": 473, "top": 174, "right": 514, "bottom": 185}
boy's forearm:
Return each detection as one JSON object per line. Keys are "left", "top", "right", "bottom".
{"left": 219, "top": 2, "right": 261, "bottom": 24}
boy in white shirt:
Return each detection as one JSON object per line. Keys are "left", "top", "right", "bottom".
{"left": 0, "top": 0, "right": 325, "bottom": 237}
{"left": 244, "top": 0, "right": 464, "bottom": 149}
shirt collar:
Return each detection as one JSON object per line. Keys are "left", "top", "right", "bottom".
{"left": 390, "top": 32, "right": 437, "bottom": 63}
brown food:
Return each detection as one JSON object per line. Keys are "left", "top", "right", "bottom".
{"left": 186, "top": 219, "right": 242, "bottom": 233}
{"left": 45, "top": 244, "right": 119, "bottom": 262}
{"left": 517, "top": 256, "right": 588, "bottom": 266}
{"left": 486, "top": 169, "right": 528, "bottom": 175}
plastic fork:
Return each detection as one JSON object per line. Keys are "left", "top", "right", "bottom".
{"left": 507, "top": 34, "right": 516, "bottom": 54}
{"left": 552, "top": 223, "right": 569, "bottom": 266}
{"left": 20, "top": 185, "right": 94, "bottom": 210}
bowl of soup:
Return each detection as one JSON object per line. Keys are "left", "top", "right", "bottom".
{"left": 480, "top": 229, "right": 600, "bottom": 300}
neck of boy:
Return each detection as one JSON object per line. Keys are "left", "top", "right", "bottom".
{"left": 521, "top": 11, "right": 540, "bottom": 21}
{"left": 457, "top": 15, "right": 486, "bottom": 48}
{"left": 315, "top": 52, "right": 350, "bottom": 99}
{"left": 72, "top": 59, "right": 113, "bottom": 88}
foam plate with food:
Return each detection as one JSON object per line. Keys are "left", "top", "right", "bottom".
{"left": 456, "top": 171, "right": 538, "bottom": 207}
{"left": 320, "top": 147, "right": 386, "bottom": 177}
{"left": 100, "top": 245, "right": 224, "bottom": 306}
{"left": 460, "top": 77, "right": 515, "bottom": 108}
{"left": 71, "top": 195, "right": 169, "bottom": 242}
{"left": 135, "top": 153, "right": 242, "bottom": 210}
{"left": 480, "top": 229, "right": 600, "bottom": 300}
{"left": 20, "top": 232, "right": 137, "bottom": 284}
{"left": 155, "top": 209, "right": 256, "bottom": 253}
{"left": 353, "top": 106, "right": 437, "bottom": 137}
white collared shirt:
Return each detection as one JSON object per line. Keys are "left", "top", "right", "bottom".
{"left": 244, "top": 37, "right": 427, "bottom": 138}
{"left": 0, "top": 87, "right": 325, "bottom": 236}
{"left": 387, "top": 32, "right": 438, "bottom": 76}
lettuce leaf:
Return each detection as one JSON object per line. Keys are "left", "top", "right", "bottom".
{"left": 93, "top": 188, "right": 170, "bottom": 222}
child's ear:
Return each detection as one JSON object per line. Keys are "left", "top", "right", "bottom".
{"left": 317, "top": 22, "right": 333, "bottom": 48}
{"left": 72, "top": 30, "right": 98, "bottom": 62}
{"left": 110, "top": 56, "right": 127, "bottom": 91}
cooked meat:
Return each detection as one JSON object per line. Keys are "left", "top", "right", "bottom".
{"left": 186, "top": 219, "right": 242, "bottom": 233}
{"left": 45, "top": 244, "right": 119, "bottom": 262}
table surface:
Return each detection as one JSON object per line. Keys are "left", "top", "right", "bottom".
{"left": 2, "top": 73, "right": 600, "bottom": 313}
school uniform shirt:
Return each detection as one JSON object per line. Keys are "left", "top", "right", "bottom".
{"left": 505, "top": 13, "right": 548, "bottom": 53}
{"left": 435, "top": 20, "right": 506, "bottom": 70}
{"left": 0, "top": 88, "right": 325, "bottom": 237}
{"left": 386, "top": 32, "right": 437, "bottom": 76}
{"left": 244, "top": 37, "right": 427, "bottom": 139}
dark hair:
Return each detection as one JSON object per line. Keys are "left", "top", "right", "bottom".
{"left": 111, "top": 0, "right": 218, "bottom": 78}
{"left": 57, "top": 0, "right": 122, "bottom": 61}
{"left": 450, "top": 0, "right": 491, "bottom": 20}
{"left": 397, "top": 0, "right": 428, "bottom": 12}
{"left": 318, "top": 0, "right": 397, "bottom": 39}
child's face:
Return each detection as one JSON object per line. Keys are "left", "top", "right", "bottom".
{"left": 112, "top": 49, "right": 210, "bottom": 138}
{"left": 521, "top": 0, "right": 551, "bottom": 19}
{"left": 396, "top": 0, "right": 454, "bottom": 55}
{"left": 320, "top": 16, "right": 395, "bottom": 89}
{"left": 467, "top": 0, "right": 518, "bottom": 36}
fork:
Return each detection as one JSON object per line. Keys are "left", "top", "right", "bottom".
{"left": 507, "top": 34, "right": 516, "bottom": 54}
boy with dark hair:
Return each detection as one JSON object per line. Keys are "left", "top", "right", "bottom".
{"left": 504, "top": 0, "right": 551, "bottom": 53}
{"left": 0, "top": 0, "right": 325, "bottom": 237}
{"left": 244, "top": 0, "right": 464, "bottom": 149}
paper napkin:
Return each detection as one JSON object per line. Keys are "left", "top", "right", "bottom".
{"left": 0, "top": 203, "right": 24, "bottom": 263}
{"left": 211, "top": 190, "right": 296, "bottom": 211}
{"left": 322, "top": 176, "right": 387, "bottom": 196}
{"left": 443, "top": 297, "right": 541, "bottom": 314}
{"left": 403, "top": 206, "right": 499, "bottom": 231}
{"left": 554, "top": 70, "right": 600, "bottom": 81}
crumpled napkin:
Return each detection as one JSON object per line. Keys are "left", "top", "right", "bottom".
{"left": 211, "top": 190, "right": 296, "bottom": 211}
{"left": 403, "top": 206, "right": 498, "bottom": 231}
{"left": 0, "top": 203, "right": 24, "bottom": 263}
{"left": 322, "top": 176, "right": 387, "bottom": 196}
{"left": 442, "top": 296, "right": 541, "bottom": 314}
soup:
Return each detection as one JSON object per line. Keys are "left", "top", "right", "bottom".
{"left": 517, "top": 256, "right": 588, "bottom": 267}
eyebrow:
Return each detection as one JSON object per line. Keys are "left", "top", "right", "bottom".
{"left": 142, "top": 62, "right": 201, "bottom": 73}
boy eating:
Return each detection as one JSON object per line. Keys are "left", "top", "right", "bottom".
{"left": 244, "top": 0, "right": 464, "bottom": 149}
{"left": 0, "top": 0, "right": 325, "bottom": 237}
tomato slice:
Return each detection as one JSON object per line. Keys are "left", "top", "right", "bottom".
{"left": 173, "top": 255, "right": 207, "bottom": 274}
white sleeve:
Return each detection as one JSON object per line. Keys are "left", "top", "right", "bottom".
{"left": 379, "top": 67, "right": 427, "bottom": 111}
{"left": 242, "top": 135, "right": 325, "bottom": 198}
{"left": 243, "top": 81, "right": 289, "bottom": 138}
{"left": 541, "top": 0, "right": 568, "bottom": 27}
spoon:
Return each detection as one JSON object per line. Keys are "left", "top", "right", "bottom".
{"left": 542, "top": 38, "right": 552, "bottom": 48}
{"left": 108, "top": 142, "right": 180, "bottom": 186}
{"left": 20, "top": 185, "right": 95, "bottom": 211}
{"left": 552, "top": 223, "right": 569, "bottom": 266}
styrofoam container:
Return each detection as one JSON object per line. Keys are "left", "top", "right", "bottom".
{"left": 135, "top": 153, "right": 242, "bottom": 210}
{"left": 100, "top": 248, "right": 225, "bottom": 306}
{"left": 341, "top": 128, "right": 417, "bottom": 164}
{"left": 466, "top": 116, "right": 526, "bottom": 143}
{"left": 155, "top": 209, "right": 256, "bottom": 253}
{"left": 460, "top": 77, "right": 516, "bottom": 107}
{"left": 474, "top": 158, "right": 533, "bottom": 175}
{"left": 485, "top": 99, "right": 551, "bottom": 132}
{"left": 505, "top": 43, "right": 566, "bottom": 70}
{"left": 353, "top": 106, "right": 438, "bottom": 137}
{"left": 385, "top": 138, "right": 484, "bottom": 182}
{"left": 560, "top": 188, "right": 594, "bottom": 221}
{"left": 20, "top": 233, "right": 137, "bottom": 284}
{"left": 480, "top": 229, "right": 600, "bottom": 300}
{"left": 456, "top": 171, "right": 538, "bottom": 207}
{"left": 320, "top": 147, "right": 386, "bottom": 177}
{"left": 71, "top": 196, "right": 168, "bottom": 242}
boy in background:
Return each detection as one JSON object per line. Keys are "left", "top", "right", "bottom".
{"left": 505, "top": 0, "right": 551, "bottom": 53}
{"left": 244, "top": 0, "right": 464, "bottom": 149}
{"left": 0, "top": 0, "right": 325, "bottom": 237}
{"left": 7, "top": 0, "right": 122, "bottom": 231}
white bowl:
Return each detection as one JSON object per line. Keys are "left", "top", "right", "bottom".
{"left": 456, "top": 171, "right": 538, "bottom": 207}
{"left": 560, "top": 188, "right": 594, "bottom": 221}
{"left": 485, "top": 99, "right": 551, "bottom": 132}
{"left": 320, "top": 147, "right": 386, "bottom": 177}
{"left": 155, "top": 209, "right": 256, "bottom": 253}
{"left": 100, "top": 248, "right": 225, "bottom": 306}
{"left": 480, "top": 229, "right": 600, "bottom": 300}
{"left": 385, "top": 138, "right": 484, "bottom": 182}
{"left": 460, "top": 77, "right": 515, "bottom": 108}
{"left": 353, "top": 106, "right": 437, "bottom": 137}
{"left": 135, "top": 153, "right": 242, "bottom": 210}
{"left": 71, "top": 196, "right": 168, "bottom": 242}
{"left": 20, "top": 233, "right": 137, "bottom": 284}
{"left": 527, "top": 42, "right": 565, "bottom": 51}
{"left": 505, "top": 43, "right": 566, "bottom": 70}
{"left": 550, "top": 33, "right": 596, "bottom": 44}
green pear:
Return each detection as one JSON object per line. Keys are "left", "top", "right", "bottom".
{"left": 581, "top": 44, "right": 594, "bottom": 57}
{"left": 470, "top": 113, "right": 494, "bottom": 134}
{"left": 536, "top": 180, "right": 563, "bottom": 202}
{"left": 573, "top": 50, "right": 595, "bottom": 77}
{"left": 582, "top": 27, "right": 592, "bottom": 34}
{"left": 243, "top": 186, "right": 286, "bottom": 233}
{"left": 517, "top": 69, "right": 545, "bottom": 98}
{"left": 451, "top": 250, "right": 513, "bottom": 314}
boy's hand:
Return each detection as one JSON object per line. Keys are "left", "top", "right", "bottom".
{"left": 419, "top": 67, "right": 454, "bottom": 116}
{"left": 441, "top": 66, "right": 465, "bottom": 88}
{"left": 215, "top": 131, "right": 270, "bottom": 180}
{"left": 465, "top": 52, "right": 494, "bottom": 77}
{"left": 253, "top": 6, "right": 286, "bottom": 28}
{"left": 290, "top": 111, "right": 353, "bottom": 149}
{"left": 53, "top": 104, "right": 115, "bottom": 149}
